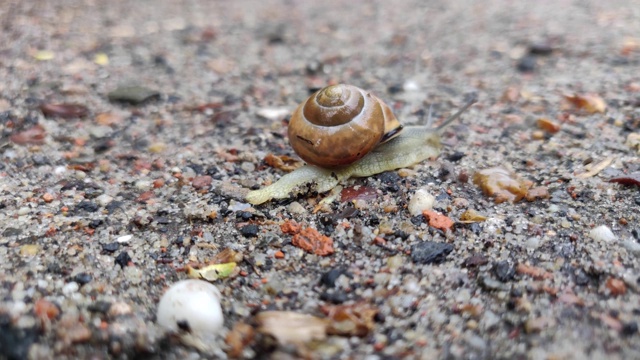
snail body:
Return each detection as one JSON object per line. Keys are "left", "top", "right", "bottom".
{"left": 246, "top": 84, "right": 475, "bottom": 205}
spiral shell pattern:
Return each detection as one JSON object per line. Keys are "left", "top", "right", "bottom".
{"left": 287, "top": 84, "right": 401, "bottom": 168}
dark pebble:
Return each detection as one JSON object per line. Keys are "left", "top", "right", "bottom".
{"left": 493, "top": 260, "right": 515, "bottom": 282}
{"left": 240, "top": 224, "right": 259, "bottom": 238}
{"left": 102, "top": 242, "right": 119, "bottom": 253}
{"left": 154, "top": 216, "right": 170, "bottom": 224}
{"left": 635, "top": 196, "right": 640, "bottom": 206}
{"left": 410, "top": 215, "right": 423, "bottom": 226}
{"left": 105, "top": 201, "right": 124, "bottom": 214}
{"left": 236, "top": 211, "right": 253, "bottom": 221}
{"left": 0, "top": 317, "right": 37, "bottom": 360}
{"left": 31, "top": 154, "right": 50, "bottom": 166}
{"left": 622, "top": 322, "right": 638, "bottom": 336}
{"left": 387, "top": 84, "right": 404, "bottom": 94}
{"left": 446, "top": 151, "right": 466, "bottom": 162}
{"left": 517, "top": 56, "right": 537, "bottom": 73}
{"left": 574, "top": 268, "right": 591, "bottom": 286}
{"left": 411, "top": 241, "right": 454, "bottom": 264}
{"left": 319, "top": 291, "right": 348, "bottom": 304}
{"left": 83, "top": 187, "right": 103, "bottom": 199}
{"left": 528, "top": 43, "right": 553, "bottom": 56}
{"left": 88, "top": 219, "right": 103, "bottom": 229}
{"left": 107, "top": 85, "right": 161, "bottom": 105}
{"left": 115, "top": 251, "right": 132, "bottom": 268}
{"left": 87, "top": 300, "right": 112, "bottom": 314}
{"left": 73, "top": 272, "right": 92, "bottom": 285}
{"left": 367, "top": 215, "right": 380, "bottom": 226}
{"left": 319, "top": 268, "right": 350, "bottom": 288}
{"left": 74, "top": 200, "right": 99, "bottom": 213}
{"left": 463, "top": 254, "right": 489, "bottom": 268}
{"left": 632, "top": 228, "right": 639, "bottom": 241}
{"left": 2, "top": 228, "right": 22, "bottom": 237}
{"left": 377, "top": 171, "right": 401, "bottom": 184}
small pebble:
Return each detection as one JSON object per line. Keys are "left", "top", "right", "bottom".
{"left": 589, "top": 225, "right": 616, "bottom": 242}
{"left": 408, "top": 188, "right": 435, "bottom": 216}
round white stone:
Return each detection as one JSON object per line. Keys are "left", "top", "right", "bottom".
{"left": 408, "top": 188, "right": 435, "bottom": 216}
{"left": 156, "top": 279, "right": 224, "bottom": 337}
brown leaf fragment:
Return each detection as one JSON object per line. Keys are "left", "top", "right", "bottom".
{"left": 606, "top": 277, "right": 626, "bottom": 296}
{"left": 322, "top": 302, "right": 378, "bottom": 337}
{"left": 40, "top": 103, "right": 89, "bottom": 119}
{"left": 256, "top": 311, "right": 328, "bottom": 345}
{"left": 563, "top": 93, "right": 607, "bottom": 114}
{"left": 516, "top": 263, "right": 553, "bottom": 280}
{"left": 609, "top": 172, "right": 640, "bottom": 187}
{"left": 459, "top": 209, "right": 487, "bottom": 223}
{"left": 525, "top": 186, "right": 550, "bottom": 201}
{"left": 422, "top": 210, "right": 454, "bottom": 231}
{"left": 473, "top": 167, "right": 531, "bottom": 203}
{"left": 211, "top": 248, "right": 244, "bottom": 264}
{"left": 10, "top": 125, "right": 47, "bottom": 145}
{"left": 264, "top": 153, "right": 303, "bottom": 172}
{"left": 536, "top": 118, "right": 561, "bottom": 134}
{"left": 226, "top": 322, "right": 255, "bottom": 358}
{"left": 292, "top": 227, "right": 334, "bottom": 256}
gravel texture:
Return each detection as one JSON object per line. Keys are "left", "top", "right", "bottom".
{"left": 1, "top": 0, "right": 639, "bottom": 359}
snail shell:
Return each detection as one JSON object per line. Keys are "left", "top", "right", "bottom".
{"left": 287, "top": 84, "right": 402, "bottom": 168}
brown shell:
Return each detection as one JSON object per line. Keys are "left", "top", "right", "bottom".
{"left": 287, "top": 84, "right": 402, "bottom": 168}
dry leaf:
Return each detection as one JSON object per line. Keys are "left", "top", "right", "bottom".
{"left": 256, "top": 311, "right": 328, "bottom": 344}
{"left": 564, "top": 93, "right": 607, "bottom": 114}
{"left": 459, "top": 209, "right": 487, "bottom": 223}
{"left": 321, "top": 302, "right": 378, "bottom": 337}
{"left": 264, "top": 153, "right": 303, "bottom": 172}
{"left": 473, "top": 167, "right": 531, "bottom": 203}
{"left": 186, "top": 262, "right": 236, "bottom": 281}
{"left": 576, "top": 157, "right": 613, "bottom": 178}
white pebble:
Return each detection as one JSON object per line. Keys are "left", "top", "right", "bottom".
{"left": 157, "top": 279, "right": 224, "bottom": 338}
{"left": 408, "top": 188, "right": 435, "bottom": 216}
{"left": 116, "top": 234, "right": 133, "bottom": 243}
{"left": 589, "top": 225, "right": 616, "bottom": 242}
{"left": 287, "top": 201, "right": 306, "bottom": 214}
{"left": 62, "top": 282, "right": 79, "bottom": 295}
{"left": 96, "top": 194, "right": 114, "bottom": 207}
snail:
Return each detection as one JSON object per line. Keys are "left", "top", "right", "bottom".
{"left": 246, "top": 84, "right": 476, "bottom": 205}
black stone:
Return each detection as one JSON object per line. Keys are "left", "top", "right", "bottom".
{"left": 75, "top": 200, "right": 99, "bottom": 213}
{"left": 410, "top": 241, "right": 454, "bottom": 264}
{"left": 446, "top": 151, "right": 466, "bottom": 162}
{"left": 115, "top": 251, "right": 132, "bottom": 268}
{"left": 319, "top": 268, "right": 350, "bottom": 288}
{"left": 87, "top": 300, "right": 112, "bottom": 314}
{"left": 240, "top": 224, "right": 259, "bottom": 238}
{"left": 493, "top": 260, "right": 515, "bottom": 282}
{"left": 0, "top": 316, "right": 38, "bottom": 360}
{"left": 236, "top": 211, "right": 253, "bottom": 221}
{"left": 105, "top": 201, "right": 124, "bottom": 214}
{"left": 517, "top": 56, "right": 536, "bottom": 73}
{"left": 73, "top": 272, "right": 92, "bottom": 285}
{"left": 319, "top": 291, "right": 348, "bottom": 304}
{"left": 377, "top": 171, "right": 401, "bottom": 184}
{"left": 622, "top": 322, "right": 638, "bottom": 336}
{"left": 102, "top": 242, "right": 119, "bottom": 253}
{"left": 2, "top": 228, "right": 22, "bottom": 237}
{"left": 88, "top": 219, "right": 103, "bottom": 229}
